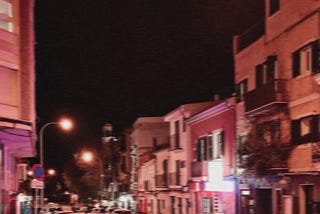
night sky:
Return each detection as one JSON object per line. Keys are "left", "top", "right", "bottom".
{"left": 34, "top": 0, "right": 264, "bottom": 170}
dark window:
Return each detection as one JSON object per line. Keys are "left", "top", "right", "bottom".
{"left": 196, "top": 138, "right": 207, "bottom": 161}
{"left": 175, "top": 160, "right": 181, "bottom": 185}
{"left": 207, "top": 135, "right": 213, "bottom": 160}
{"left": 269, "top": 0, "right": 280, "bottom": 16}
{"left": 236, "top": 79, "right": 248, "bottom": 102}
{"left": 163, "top": 160, "right": 168, "bottom": 185}
{"left": 174, "top": 120, "right": 180, "bottom": 148}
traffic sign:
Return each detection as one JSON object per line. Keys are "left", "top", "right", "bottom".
{"left": 31, "top": 179, "right": 44, "bottom": 189}
{"left": 32, "top": 164, "right": 45, "bottom": 181}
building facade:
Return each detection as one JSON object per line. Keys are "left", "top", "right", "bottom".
{"left": 234, "top": 0, "right": 320, "bottom": 213}
{"left": 186, "top": 99, "right": 236, "bottom": 214}
{"left": 130, "top": 117, "right": 169, "bottom": 214}
{"left": 0, "top": 0, "right": 36, "bottom": 213}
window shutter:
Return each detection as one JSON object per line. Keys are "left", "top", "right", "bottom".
{"left": 203, "top": 138, "right": 208, "bottom": 160}
{"left": 312, "top": 115, "right": 319, "bottom": 141}
{"left": 196, "top": 139, "right": 201, "bottom": 161}
{"left": 220, "top": 131, "right": 225, "bottom": 156}
{"left": 292, "top": 50, "right": 300, "bottom": 77}
{"left": 291, "top": 120, "right": 300, "bottom": 145}
{"left": 312, "top": 40, "right": 320, "bottom": 74}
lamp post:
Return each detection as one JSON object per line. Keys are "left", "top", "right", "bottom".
{"left": 39, "top": 119, "right": 72, "bottom": 211}
{"left": 102, "top": 123, "right": 117, "bottom": 202}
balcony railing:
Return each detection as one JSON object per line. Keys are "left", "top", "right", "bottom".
{"left": 155, "top": 174, "right": 168, "bottom": 188}
{"left": 245, "top": 79, "right": 288, "bottom": 115}
{"left": 170, "top": 134, "right": 181, "bottom": 150}
{"left": 168, "top": 172, "right": 180, "bottom": 186}
{"left": 191, "top": 161, "right": 208, "bottom": 177}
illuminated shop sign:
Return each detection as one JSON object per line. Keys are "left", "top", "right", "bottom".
{"left": 205, "top": 160, "right": 234, "bottom": 192}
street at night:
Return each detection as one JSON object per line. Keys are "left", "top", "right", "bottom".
{"left": 2, "top": 0, "right": 320, "bottom": 214}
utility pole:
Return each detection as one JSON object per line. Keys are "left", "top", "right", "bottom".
{"left": 102, "top": 123, "right": 116, "bottom": 203}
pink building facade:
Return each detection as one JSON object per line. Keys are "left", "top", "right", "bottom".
{"left": 186, "top": 99, "right": 236, "bottom": 214}
{"left": 0, "top": 0, "right": 36, "bottom": 213}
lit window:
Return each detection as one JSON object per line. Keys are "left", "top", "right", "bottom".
{"left": 212, "top": 131, "right": 224, "bottom": 159}
{"left": 0, "top": 0, "right": 13, "bottom": 32}
{"left": 301, "top": 116, "right": 313, "bottom": 136}
{"left": 292, "top": 40, "right": 319, "bottom": 77}
{"left": 300, "top": 46, "right": 312, "bottom": 73}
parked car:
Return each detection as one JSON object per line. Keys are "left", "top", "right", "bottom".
{"left": 111, "top": 208, "right": 132, "bottom": 214}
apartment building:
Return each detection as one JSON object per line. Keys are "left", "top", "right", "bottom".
{"left": 0, "top": 0, "right": 36, "bottom": 213}
{"left": 234, "top": 0, "right": 320, "bottom": 213}
{"left": 186, "top": 98, "right": 236, "bottom": 214}
{"left": 163, "top": 101, "right": 215, "bottom": 214}
{"left": 130, "top": 117, "right": 169, "bottom": 213}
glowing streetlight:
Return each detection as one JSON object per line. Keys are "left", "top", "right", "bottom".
{"left": 47, "top": 169, "right": 56, "bottom": 176}
{"left": 39, "top": 118, "right": 73, "bottom": 211}
{"left": 81, "top": 151, "right": 94, "bottom": 162}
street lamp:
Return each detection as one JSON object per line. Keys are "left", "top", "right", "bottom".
{"left": 39, "top": 118, "right": 73, "bottom": 211}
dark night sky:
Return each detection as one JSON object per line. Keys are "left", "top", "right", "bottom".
{"left": 34, "top": 0, "right": 264, "bottom": 170}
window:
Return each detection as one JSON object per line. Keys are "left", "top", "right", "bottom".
{"left": 292, "top": 40, "right": 319, "bottom": 77}
{"left": 0, "top": 0, "right": 13, "bottom": 32}
{"left": 0, "top": 68, "right": 19, "bottom": 106}
{"left": 301, "top": 46, "right": 312, "bottom": 73}
{"left": 212, "top": 131, "right": 224, "bottom": 159}
{"left": 174, "top": 120, "right": 180, "bottom": 148}
{"left": 163, "top": 160, "right": 168, "bottom": 185}
{"left": 255, "top": 56, "right": 277, "bottom": 87}
{"left": 175, "top": 160, "right": 180, "bottom": 185}
{"left": 202, "top": 198, "right": 212, "bottom": 214}
{"left": 236, "top": 79, "right": 248, "bottom": 102}
{"left": 195, "top": 131, "right": 224, "bottom": 161}
{"left": 196, "top": 137, "right": 207, "bottom": 161}
{"left": 291, "top": 115, "right": 320, "bottom": 144}
{"left": 269, "top": 0, "right": 280, "bottom": 16}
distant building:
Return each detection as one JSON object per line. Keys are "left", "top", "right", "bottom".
{"left": 163, "top": 101, "right": 215, "bottom": 214}
{"left": 130, "top": 117, "right": 169, "bottom": 213}
{"left": 234, "top": 0, "right": 320, "bottom": 213}
{"left": 0, "top": 0, "right": 36, "bottom": 213}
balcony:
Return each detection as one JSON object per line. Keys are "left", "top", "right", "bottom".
{"left": 155, "top": 174, "right": 168, "bottom": 188}
{"left": 170, "top": 134, "right": 182, "bottom": 150}
{"left": 168, "top": 172, "right": 181, "bottom": 186}
{"left": 245, "top": 79, "right": 288, "bottom": 117}
{"left": 191, "top": 161, "right": 208, "bottom": 178}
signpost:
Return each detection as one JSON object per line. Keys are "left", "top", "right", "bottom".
{"left": 31, "top": 164, "right": 45, "bottom": 214}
